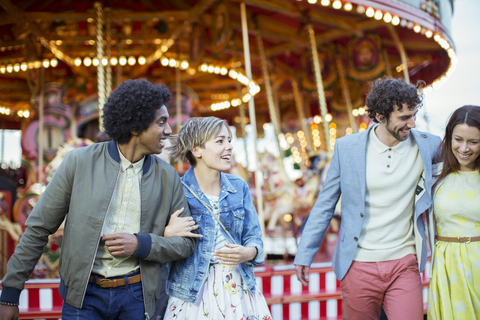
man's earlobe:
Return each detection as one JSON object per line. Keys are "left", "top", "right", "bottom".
{"left": 375, "top": 114, "right": 384, "bottom": 123}
{"left": 131, "top": 131, "right": 139, "bottom": 137}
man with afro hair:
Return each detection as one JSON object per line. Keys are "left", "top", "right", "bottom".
{"left": 0, "top": 79, "right": 199, "bottom": 320}
{"left": 295, "top": 77, "right": 441, "bottom": 319}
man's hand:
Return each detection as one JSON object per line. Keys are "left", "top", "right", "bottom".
{"left": 213, "top": 243, "right": 257, "bottom": 265}
{"left": 102, "top": 233, "right": 139, "bottom": 257}
{"left": 164, "top": 208, "right": 202, "bottom": 238}
{"left": 0, "top": 304, "right": 19, "bottom": 320}
{"left": 295, "top": 265, "right": 310, "bottom": 287}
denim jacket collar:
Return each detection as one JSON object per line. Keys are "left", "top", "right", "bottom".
{"left": 182, "top": 167, "right": 237, "bottom": 203}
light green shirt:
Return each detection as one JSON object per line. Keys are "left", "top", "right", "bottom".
{"left": 92, "top": 146, "right": 144, "bottom": 277}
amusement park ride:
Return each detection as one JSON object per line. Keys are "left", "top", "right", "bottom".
{"left": 0, "top": 0, "right": 454, "bottom": 318}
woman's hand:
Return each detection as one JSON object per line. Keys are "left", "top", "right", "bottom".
{"left": 213, "top": 243, "right": 257, "bottom": 265}
{"left": 164, "top": 208, "right": 202, "bottom": 238}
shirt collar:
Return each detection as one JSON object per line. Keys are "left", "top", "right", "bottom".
{"left": 117, "top": 144, "right": 145, "bottom": 174}
{"left": 369, "top": 124, "right": 409, "bottom": 155}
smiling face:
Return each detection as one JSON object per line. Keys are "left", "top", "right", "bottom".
{"left": 376, "top": 104, "right": 417, "bottom": 146}
{"left": 193, "top": 125, "right": 233, "bottom": 173}
{"left": 451, "top": 123, "right": 480, "bottom": 171}
{"left": 136, "top": 105, "right": 172, "bottom": 156}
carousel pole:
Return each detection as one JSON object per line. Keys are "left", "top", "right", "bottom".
{"left": 387, "top": 24, "right": 410, "bottom": 84}
{"left": 291, "top": 78, "right": 313, "bottom": 149}
{"left": 335, "top": 57, "right": 358, "bottom": 133}
{"left": 105, "top": 8, "right": 113, "bottom": 100}
{"left": 95, "top": 2, "right": 106, "bottom": 130}
{"left": 306, "top": 23, "right": 332, "bottom": 157}
{"left": 38, "top": 67, "right": 45, "bottom": 184}
{"left": 175, "top": 58, "right": 183, "bottom": 173}
{"left": 116, "top": 42, "right": 123, "bottom": 88}
{"left": 240, "top": 0, "right": 265, "bottom": 235}
{"left": 230, "top": 41, "right": 250, "bottom": 171}
{"left": 255, "top": 27, "right": 285, "bottom": 170}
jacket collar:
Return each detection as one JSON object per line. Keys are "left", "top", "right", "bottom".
{"left": 182, "top": 167, "right": 237, "bottom": 200}
{"left": 107, "top": 140, "right": 152, "bottom": 176}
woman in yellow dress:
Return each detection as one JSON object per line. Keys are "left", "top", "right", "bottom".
{"left": 428, "top": 105, "right": 480, "bottom": 319}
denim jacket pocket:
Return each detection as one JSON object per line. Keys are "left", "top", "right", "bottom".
{"left": 231, "top": 208, "right": 245, "bottom": 220}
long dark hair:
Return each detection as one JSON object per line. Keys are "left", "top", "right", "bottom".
{"left": 433, "top": 105, "right": 480, "bottom": 191}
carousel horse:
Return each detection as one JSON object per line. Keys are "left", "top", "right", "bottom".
{"left": 0, "top": 214, "right": 23, "bottom": 244}
{"left": 259, "top": 152, "right": 298, "bottom": 231}
{"left": 260, "top": 151, "right": 328, "bottom": 232}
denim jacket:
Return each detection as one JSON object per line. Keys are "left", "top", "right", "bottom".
{"left": 166, "top": 167, "right": 264, "bottom": 303}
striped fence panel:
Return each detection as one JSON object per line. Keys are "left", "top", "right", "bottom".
{"left": 1, "top": 260, "right": 431, "bottom": 320}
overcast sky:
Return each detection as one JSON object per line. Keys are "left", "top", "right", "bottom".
{"left": 416, "top": 0, "right": 480, "bottom": 137}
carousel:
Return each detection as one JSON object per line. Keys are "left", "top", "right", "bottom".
{"left": 0, "top": 0, "right": 455, "bottom": 319}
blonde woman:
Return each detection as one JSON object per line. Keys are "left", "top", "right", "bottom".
{"left": 164, "top": 117, "right": 271, "bottom": 320}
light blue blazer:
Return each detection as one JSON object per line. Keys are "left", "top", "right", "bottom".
{"left": 294, "top": 125, "right": 441, "bottom": 280}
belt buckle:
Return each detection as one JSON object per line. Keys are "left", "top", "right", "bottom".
{"left": 466, "top": 237, "right": 471, "bottom": 244}
{"left": 99, "top": 278, "right": 109, "bottom": 288}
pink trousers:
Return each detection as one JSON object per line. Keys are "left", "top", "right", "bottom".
{"left": 340, "top": 254, "right": 423, "bottom": 320}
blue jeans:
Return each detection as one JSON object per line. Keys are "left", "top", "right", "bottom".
{"left": 62, "top": 272, "right": 145, "bottom": 320}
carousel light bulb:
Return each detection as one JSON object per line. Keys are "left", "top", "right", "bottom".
{"left": 50, "top": 58, "right": 58, "bottom": 67}
{"left": 358, "top": 107, "right": 365, "bottom": 115}
{"left": 425, "top": 30, "right": 433, "bottom": 38}
{"left": 23, "top": 111, "right": 30, "bottom": 118}
{"left": 332, "top": 0, "right": 342, "bottom": 9}
{"left": 434, "top": 34, "right": 441, "bottom": 42}
{"left": 180, "top": 60, "right": 189, "bottom": 69}
{"left": 92, "top": 57, "right": 99, "bottom": 66}
{"left": 320, "top": 0, "right": 329, "bottom": 6}
{"left": 344, "top": 2, "right": 353, "bottom": 11}
{"left": 313, "top": 115, "right": 322, "bottom": 123}
{"left": 352, "top": 109, "right": 359, "bottom": 117}
{"left": 228, "top": 69, "right": 238, "bottom": 79}
{"left": 220, "top": 67, "right": 228, "bottom": 75}
{"left": 74, "top": 57, "right": 82, "bottom": 66}
{"left": 325, "top": 113, "right": 333, "bottom": 122}
{"left": 365, "top": 7, "right": 375, "bottom": 18}
{"left": 110, "top": 57, "right": 118, "bottom": 66}
{"left": 128, "top": 56, "right": 136, "bottom": 66}
{"left": 307, "top": 0, "right": 317, "bottom": 4}
{"left": 161, "top": 57, "right": 169, "bottom": 66}
{"left": 34, "top": 61, "right": 41, "bottom": 68}
{"left": 413, "top": 24, "right": 421, "bottom": 33}
{"left": 82, "top": 57, "right": 91, "bottom": 67}
{"left": 20, "top": 62, "right": 27, "bottom": 71}
{"left": 374, "top": 10, "right": 383, "bottom": 20}
{"left": 214, "top": 66, "right": 220, "bottom": 74}
{"left": 0, "top": 66, "right": 5, "bottom": 73}
{"left": 356, "top": 5, "right": 365, "bottom": 14}
{"left": 383, "top": 12, "right": 392, "bottom": 23}
{"left": 242, "top": 94, "right": 251, "bottom": 102}
{"left": 13, "top": 63, "right": 19, "bottom": 72}
{"left": 17, "top": 110, "right": 23, "bottom": 117}
{"left": 43, "top": 59, "right": 50, "bottom": 68}
{"left": 169, "top": 58, "right": 176, "bottom": 67}
{"left": 200, "top": 64, "right": 208, "bottom": 72}
{"left": 102, "top": 57, "right": 108, "bottom": 66}
{"left": 207, "top": 65, "right": 214, "bottom": 73}
{"left": 391, "top": 15, "right": 400, "bottom": 25}
{"left": 138, "top": 56, "right": 147, "bottom": 65}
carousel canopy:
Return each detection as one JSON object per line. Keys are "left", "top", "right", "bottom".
{"left": 0, "top": 0, "right": 455, "bottom": 134}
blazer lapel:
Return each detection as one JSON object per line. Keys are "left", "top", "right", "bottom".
{"left": 412, "top": 131, "right": 432, "bottom": 195}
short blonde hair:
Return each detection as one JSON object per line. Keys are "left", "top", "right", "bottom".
{"left": 171, "top": 117, "right": 231, "bottom": 167}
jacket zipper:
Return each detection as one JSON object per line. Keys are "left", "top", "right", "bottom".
{"left": 79, "top": 165, "right": 122, "bottom": 306}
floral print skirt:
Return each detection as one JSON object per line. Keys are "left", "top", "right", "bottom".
{"left": 164, "top": 263, "right": 272, "bottom": 320}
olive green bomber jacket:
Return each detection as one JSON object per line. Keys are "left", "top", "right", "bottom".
{"left": 0, "top": 141, "right": 195, "bottom": 318}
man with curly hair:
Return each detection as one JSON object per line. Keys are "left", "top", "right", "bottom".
{"left": 295, "top": 77, "right": 441, "bottom": 320}
{"left": 0, "top": 79, "right": 198, "bottom": 320}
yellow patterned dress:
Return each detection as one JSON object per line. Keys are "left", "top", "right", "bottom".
{"left": 428, "top": 171, "right": 480, "bottom": 319}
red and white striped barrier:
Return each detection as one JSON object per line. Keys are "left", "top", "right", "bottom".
{"left": 1, "top": 261, "right": 431, "bottom": 320}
